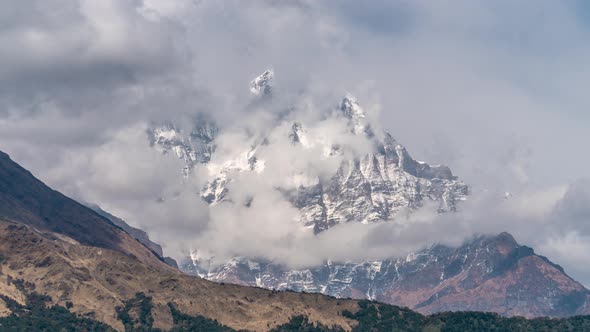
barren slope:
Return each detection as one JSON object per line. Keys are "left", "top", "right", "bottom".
{"left": 0, "top": 151, "right": 172, "bottom": 271}
{"left": 0, "top": 220, "right": 359, "bottom": 331}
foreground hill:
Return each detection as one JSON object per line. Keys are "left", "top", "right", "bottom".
{"left": 0, "top": 219, "right": 360, "bottom": 330}
{"left": 0, "top": 151, "right": 171, "bottom": 271}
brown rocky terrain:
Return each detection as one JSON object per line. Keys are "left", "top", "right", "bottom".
{"left": 0, "top": 219, "right": 360, "bottom": 331}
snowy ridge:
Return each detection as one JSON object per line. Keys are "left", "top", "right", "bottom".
{"left": 148, "top": 115, "right": 217, "bottom": 177}
{"left": 148, "top": 69, "right": 468, "bottom": 233}
{"left": 250, "top": 70, "right": 274, "bottom": 96}
{"left": 182, "top": 238, "right": 480, "bottom": 298}
{"left": 339, "top": 94, "right": 367, "bottom": 134}
{"left": 181, "top": 233, "right": 590, "bottom": 317}
{"left": 145, "top": 70, "right": 590, "bottom": 318}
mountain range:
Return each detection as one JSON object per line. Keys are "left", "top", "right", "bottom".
{"left": 183, "top": 233, "right": 590, "bottom": 318}
{"left": 145, "top": 71, "right": 590, "bottom": 318}
{"left": 0, "top": 70, "right": 587, "bottom": 329}
{"left": 148, "top": 72, "right": 469, "bottom": 232}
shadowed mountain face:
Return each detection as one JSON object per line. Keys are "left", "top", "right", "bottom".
{"left": 184, "top": 232, "right": 590, "bottom": 318}
{"left": 0, "top": 151, "right": 170, "bottom": 271}
{"left": 88, "top": 205, "right": 178, "bottom": 268}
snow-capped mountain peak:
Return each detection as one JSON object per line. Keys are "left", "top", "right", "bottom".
{"left": 249, "top": 69, "right": 274, "bottom": 96}
{"left": 340, "top": 94, "right": 366, "bottom": 120}
{"left": 339, "top": 94, "right": 370, "bottom": 135}
{"left": 148, "top": 71, "right": 468, "bottom": 229}
{"left": 147, "top": 115, "right": 218, "bottom": 177}
{"left": 148, "top": 123, "right": 195, "bottom": 163}
{"left": 141, "top": 70, "right": 590, "bottom": 321}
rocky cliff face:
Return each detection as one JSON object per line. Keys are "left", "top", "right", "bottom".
{"left": 285, "top": 120, "right": 469, "bottom": 232}
{"left": 147, "top": 114, "right": 218, "bottom": 177}
{"left": 88, "top": 205, "right": 178, "bottom": 268}
{"left": 182, "top": 232, "right": 590, "bottom": 318}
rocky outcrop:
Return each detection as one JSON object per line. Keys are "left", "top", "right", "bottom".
{"left": 147, "top": 114, "right": 217, "bottom": 177}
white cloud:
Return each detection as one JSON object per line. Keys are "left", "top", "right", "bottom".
{"left": 540, "top": 232, "right": 590, "bottom": 285}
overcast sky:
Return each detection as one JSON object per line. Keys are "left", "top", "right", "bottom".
{"left": 1, "top": 1, "right": 590, "bottom": 285}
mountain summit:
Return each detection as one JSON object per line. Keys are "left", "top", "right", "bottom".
{"left": 249, "top": 69, "right": 274, "bottom": 96}
{"left": 149, "top": 70, "right": 469, "bottom": 232}
{"left": 146, "top": 71, "right": 589, "bottom": 318}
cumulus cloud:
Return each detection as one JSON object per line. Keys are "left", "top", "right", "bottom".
{"left": 0, "top": 1, "right": 589, "bottom": 285}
